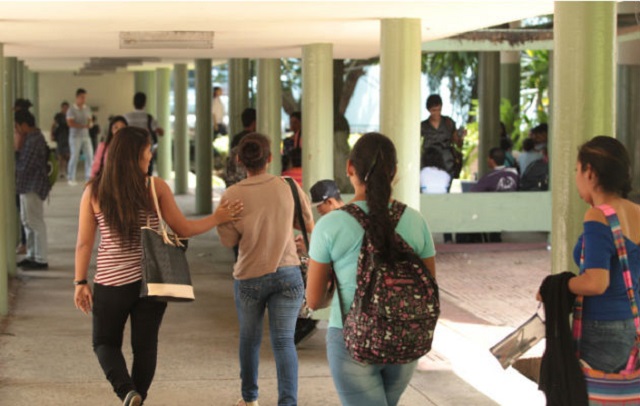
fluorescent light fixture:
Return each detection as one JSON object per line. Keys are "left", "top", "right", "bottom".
{"left": 120, "top": 31, "right": 214, "bottom": 49}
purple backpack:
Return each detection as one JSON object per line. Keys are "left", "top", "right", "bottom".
{"left": 336, "top": 201, "right": 440, "bottom": 364}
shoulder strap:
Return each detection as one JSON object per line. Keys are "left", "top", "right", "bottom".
{"left": 284, "top": 177, "right": 309, "bottom": 251}
{"left": 147, "top": 177, "right": 185, "bottom": 248}
{"left": 574, "top": 204, "right": 640, "bottom": 371}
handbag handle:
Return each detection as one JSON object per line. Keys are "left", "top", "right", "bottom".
{"left": 148, "top": 177, "right": 185, "bottom": 248}
{"left": 573, "top": 204, "right": 640, "bottom": 372}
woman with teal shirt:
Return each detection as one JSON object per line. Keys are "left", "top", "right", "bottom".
{"left": 305, "top": 133, "right": 436, "bottom": 406}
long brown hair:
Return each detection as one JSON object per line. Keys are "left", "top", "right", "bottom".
{"left": 90, "top": 126, "right": 152, "bottom": 244}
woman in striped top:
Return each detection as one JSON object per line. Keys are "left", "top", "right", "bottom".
{"left": 73, "top": 127, "right": 241, "bottom": 406}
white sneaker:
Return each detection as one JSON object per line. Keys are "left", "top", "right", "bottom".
{"left": 67, "top": 180, "right": 78, "bottom": 186}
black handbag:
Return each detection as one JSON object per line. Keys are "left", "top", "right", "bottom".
{"left": 140, "top": 177, "right": 194, "bottom": 302}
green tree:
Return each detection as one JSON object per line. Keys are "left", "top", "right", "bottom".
{"left": 422, "top": 52, "right": 479, "bottom": 123}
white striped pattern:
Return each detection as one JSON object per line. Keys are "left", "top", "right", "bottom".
{"left": 94, "top": 211, "right": 159, "bottom": 286}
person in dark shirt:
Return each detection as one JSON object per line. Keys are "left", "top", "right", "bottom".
{"left": 15, "top": 110, "right": 51, "bottom": 270}
{"left": 420, "top": 95, "right": 461, "bottom": 180}
{"left": 226, "top": 108, "right": 256, "bottom": 188}
{"left": 471, "top": 147, "right": 519, "bottom": 192}
{"left": 51, "top": 101, "right": 70, "bottom": 179}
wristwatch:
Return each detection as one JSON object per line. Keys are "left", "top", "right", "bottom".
{"left": 74, "top": 279, "right": 88, "bottom": 286}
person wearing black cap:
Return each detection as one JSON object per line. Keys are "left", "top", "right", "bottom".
{"left": 294, "top": 180, "right": 344, "bottom": 346}
{"left": 310, "top": 179, "right": 344, "bottom": 216}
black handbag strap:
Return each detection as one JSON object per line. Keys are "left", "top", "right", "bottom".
{"left": 284, "top": 177, "right": 309, "bottom": 251}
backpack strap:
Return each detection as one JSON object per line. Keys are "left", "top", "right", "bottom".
{"left": 283, "top": 177, "right": 309, "bottom": 251}
{"left": 338, "top": 200, "right": 407, "bottom": 231}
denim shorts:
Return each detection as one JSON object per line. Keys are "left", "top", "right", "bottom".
{"left": 580, "top": 318, "right": 636, "bottom": 373}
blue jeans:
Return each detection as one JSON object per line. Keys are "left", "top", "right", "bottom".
{"left": 68, "top": 134, "right": 93, "bottom": 181}
{"left": 326, "top": 327, "right": 417, "bottom": 406}
{"left": 234, "top": 266, "right": 304, "bottom": 406}
{"left": 581, "top": 318, "right": 636, "bottom": 373}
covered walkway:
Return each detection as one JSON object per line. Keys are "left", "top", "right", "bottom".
{"left": 0, "top": 179, "right": 548, "bottom": 405}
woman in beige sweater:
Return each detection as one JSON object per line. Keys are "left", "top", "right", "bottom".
{"left": 218, "top": 133, "right": 313, "bottom": 406}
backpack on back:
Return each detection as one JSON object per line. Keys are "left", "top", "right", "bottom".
{"left": 336, "top": 202, "right": 440, "bottom": 364}
{"left": 520, "top": 158, "right": 549, "bottom": 191}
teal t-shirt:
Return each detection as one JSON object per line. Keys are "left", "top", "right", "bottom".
{"left": 308, "top": 201, "right": 436, "bottom": 329}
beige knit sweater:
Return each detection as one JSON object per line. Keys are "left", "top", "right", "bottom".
{"left": 218, "top": 173, "right": 313, "bottom": 280}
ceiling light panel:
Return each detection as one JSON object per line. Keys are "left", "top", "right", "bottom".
{"left": 120, "top": 31, "right": 214, "bottom": 49}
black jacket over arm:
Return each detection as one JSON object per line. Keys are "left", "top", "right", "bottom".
{"left": 538, "top": 272, "right": 588, "bottom": 406}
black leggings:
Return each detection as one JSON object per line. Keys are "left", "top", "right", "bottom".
{"left": 92, "top": 282, "right": 167, "bottom": 401}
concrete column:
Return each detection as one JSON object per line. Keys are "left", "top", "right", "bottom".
{"left": 302, "top": 44, "right": 334, "bottom": 191}
{"left": 0, "top": 45, "right": 8, "bottom": 315}
{"left": 380, "top": 19, "right": 421, "bottom": 210}
{"left": 478, "top": 52, "right": 501, "bottom": 178}
{"left": 22, "top": 65, "right": 29, "bottom": 101}
{"left": 28, "top": 71, "right": 38, "bottom": 124}
{"left": 618, "top": 39, "right": 640, "bottom": 198}
{"left": 257, "top": 59, "right": 282, "bottom": 176}
{"left": 155, "top": 68, "right": 172, "bottom": 180}
{"left": 173, "top": 64, "right": 189, "bottom": 195}
{"left": 618, "top": 65, "right": 640, "bottom": 197}
{"left": 228, "top": 59, "right": 250, "bottom": 138}
{"left": 134, "top": 71, "right": 147, "bottom": 93}
{"left": 552, "top": 1, "right": 616, "bottom": 274}
{"left": 500, "top": 51, "right": 520, "bottom": 121}
{"left": 145, "top": 71, "right": 157, "bottom": 118}
{"left": 195, "top": 59, "right": 212, "bottom": 214}
{"left": 16, "top": 60, "right": 23, "bottom": 98}
{"left": 4, "top": 56, "right": 17, "bottom": 279}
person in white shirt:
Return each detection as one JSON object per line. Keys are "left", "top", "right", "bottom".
{"left": 212, "top": 86, "right": 227, "bottom": 136}
{"left": 66, "top": 88, "right": 93, "bottom": 185}
{"left": 420, "top": 147, "right": 451, "bottom": 195}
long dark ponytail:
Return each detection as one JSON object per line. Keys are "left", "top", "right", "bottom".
{"left": 350, "top": 132, "right": 398, "bottom": 262}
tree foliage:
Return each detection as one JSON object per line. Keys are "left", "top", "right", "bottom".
{"left": 422, "top": 52, "right": 479, "bottom": 123}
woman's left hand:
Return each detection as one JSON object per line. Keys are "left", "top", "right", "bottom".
{"left": 215, "top": 199, "right": 243, "bottom": 224}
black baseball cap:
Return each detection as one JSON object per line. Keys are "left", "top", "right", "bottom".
{"left": 310, "top": 180, "right": 341, "bottom": 205}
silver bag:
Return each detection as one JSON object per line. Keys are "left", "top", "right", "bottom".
{"left": 490, "top": 305, "right": 545, "bottom": 369}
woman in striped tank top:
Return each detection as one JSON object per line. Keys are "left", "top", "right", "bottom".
{"left": 73, "top": 127, "right": 241, "bottom": 406}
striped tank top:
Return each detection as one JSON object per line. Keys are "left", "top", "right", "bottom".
{"left": 94, "top": 211, "right": 159, "bottom": 286}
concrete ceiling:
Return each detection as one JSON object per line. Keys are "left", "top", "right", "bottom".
{"left": 0, "top": 1, "right": 555, "bottom": 72}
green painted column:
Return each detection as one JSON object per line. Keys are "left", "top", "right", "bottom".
{"left": 302, "top": 44, "right": 334, "bottom": 191}
{"left": 617, "top": 65, "right": 640, "bottom": 198}
{"left": 500, "top": 50, "right": 520, "bottom": 124}
{"left": 257, "top": 59, "right": 282, "bottom": 176}
{"left": 195, "top": 59, "right": 212, "bottom": 214}
{"left": 552, "top": 1, "right": 616, "bottom": 274}
{"left": 173, "top": 64, "right": 189, "bottom": 195}
{"left": 380, "top": 19, "right": 421, "bottom": 210}
{"left": 134, "top": 71, "right": 147, "bottom": 93}
{"left": 28, "top": 71, "right": 38, "bottom": 124}
{"left": 155, "top": 68, "right": 172, "bottom": 180}
{"left": 228, "top": 59, "right": 250, "bottom": 138}
{"left": 478, "top": 52, "right": 501, "bottom": 178}
{"left": 15, "top": 60, "right": 23, "bottom": 98}
{"left": 4, "top": 56, "right": 17, "bottom": 279}
{"left": 0, "top": 44, "right": 8, "bottom": 315}
{"left": 145, "top": 71, "right": 157, "bottom": 118}
{"left": 22, "top": 65, "right": 29, "bottom": 102}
